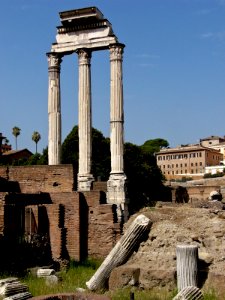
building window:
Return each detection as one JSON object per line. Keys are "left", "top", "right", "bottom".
{"left": 195, "top": 163, "right": 198, "bottom": 166}
{"left": 199, "top": 152, "right": 202, "bottom": 157}
{"left": 200, "top": 162, "right": 202, "bottom": 166}
{"left": 176, "top": 164, "right": 178, "bottom": 167}
{"left": 180, "top": 163, "right": 182, "bottom": 167}
{"left": 185, "top": 170, "right": 187, "bottom": 174}
{"left": 191, "top": 163, "right": 193, "bottom": 167}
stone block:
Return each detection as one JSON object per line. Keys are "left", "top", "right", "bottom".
{"left": 108, "top": 265, "right": 140, "bottom": 290}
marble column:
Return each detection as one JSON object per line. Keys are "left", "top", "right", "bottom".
{"left": 77, "top": 49, "right": 94, "bottom": 191}
{"left": 47, "top": 53, "right": 62, "bottom": 165}
{"left": 107, "top": 43, "right": 128, "bottom": 221}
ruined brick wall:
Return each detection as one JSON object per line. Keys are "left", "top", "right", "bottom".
{"left": 170, "top": 177, "right": 225, "bottom": 203}
{"left": 186, "top": 185, "right": 220, "bottom": 202}
{"left": 83, "top": 192, "right": 121, "bottom": 258}
{"left": 0, "top": 166, "right": 120, "bottom": 262}
{"left": 46, "top": 192, "right": 80, "bottom": 261}
{"left": 0, "top": 192, "right": 6, "bottom": 235}
{"left": 0, "top": 165, "right": 75, "bottom": 193}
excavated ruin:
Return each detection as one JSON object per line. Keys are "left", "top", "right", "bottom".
{"left": 109, "top": 201, "right": 225, "bottom": 298}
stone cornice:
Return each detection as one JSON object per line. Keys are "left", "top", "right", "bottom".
{"left": 57, "top": 20, "right": 111, "bottom": 34}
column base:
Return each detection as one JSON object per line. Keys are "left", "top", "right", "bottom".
{"left": 107, "top": 173, "right": 129, "bottom": 222}
{"left": 77, "top": 174, "right": 94, "bottom": 191}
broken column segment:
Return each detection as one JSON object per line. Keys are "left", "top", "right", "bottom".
{"left": 0, "top": 278, "right": 29, "bottom": 298}
{"left": 86, "top": 214, "right": 151, "bottom": 291}
{"left": 173, "top": 286, "right": 203, "bottom": 300}
{"left": 176, "top": 244, "right": 198, "bottom": 292}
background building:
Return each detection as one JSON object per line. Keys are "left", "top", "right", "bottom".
{"left": 200, "top": 136, "right": 225, "bottom": 162}
{"left": 156, "top": 144, "right": 223, "bottom": 180}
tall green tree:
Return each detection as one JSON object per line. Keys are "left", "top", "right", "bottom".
{"left": 141, "top": 138, "right": 169, "bottom": 155}
{"left": 61, "top": 126, "right": 110, "bottom": 181}
{"left": 124, "top": 142, "right": 166, "bottom": 213}
{"left": 32, "top": 131, "right": 41, "bottom": 154}
{"left": 12, "top": 126, "right": 21, "bottom": 150}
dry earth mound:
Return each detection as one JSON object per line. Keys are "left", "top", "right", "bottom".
{"left": 109, "top": 202, "right": 225, "bottom": 297}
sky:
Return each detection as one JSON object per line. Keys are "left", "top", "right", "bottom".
{"left": 1, "top": 0, "right": 225, "bottom": 154}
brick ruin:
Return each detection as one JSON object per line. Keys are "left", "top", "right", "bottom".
{"left": 0, "top": 165, "right": 121, "bottom": 265}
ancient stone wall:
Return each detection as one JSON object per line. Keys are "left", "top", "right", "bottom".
{"left": 0, "top": 165, "right": 119, "bottom": 263}
{"left": 83, "top": 192, "right": 120, "bottom": 258}
{"left": 169, "top": 177, "right": 225, "bottom": 203}
{"left": 0, "top": 165, "right": 75, "bottom": 193}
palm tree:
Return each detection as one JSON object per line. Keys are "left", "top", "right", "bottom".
{"left": 12, "top": 126, "right": 21, "bottom": 150}
{"left": 32, "top": 131, "right": 41, "bottom": 154}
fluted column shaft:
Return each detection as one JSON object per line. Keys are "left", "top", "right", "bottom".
{"left": 86, "top": 214, "right": 151, "bottom": 290}
{"left": 77, "top": 49, "right": 94, "bottom": 191}
{"left": 109, "top": 44, "right": 125, "bottom": 174}
{"left": 47, "top": 53, "right": 62, "bottom": 165}
{"left": 107, "top": 44, "right": 128, "bottom": 222}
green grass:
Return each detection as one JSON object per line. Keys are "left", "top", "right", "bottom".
{"left": 21, "top": 259, "right": 101, "bottom": 296}
{"left": 0, "top": 260, "right": 223, "bottom": 300}
{"left": 106, "top": 287, "right": 177, "bottom": 300}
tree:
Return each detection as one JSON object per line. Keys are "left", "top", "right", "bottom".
{"left": 32, "top": 131, "right": 41, "bottom": 154}
{"left": 4, "top": 138, "right": 9, "bottom": 145}
{"left": 61, "top": 126, "right": 110, "bottom": 181}
{"left": 141, "top": 138, "right": 169, "bottom": 155}
{"left": 124, "top": 142, "right": 165, "bottom": 212}
{"left": 12, "top": 126, "right": 21, "bottom": 150}
{"left": 61, "top": 126, "right": 170, "bottom": 212}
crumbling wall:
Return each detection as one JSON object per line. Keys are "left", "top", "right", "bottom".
{"left": 0, "top": 165, "right": 120, "bottom": 264}
{"left": 170, "top": 177, "right": 225, "bottom": 203}
{"left": 0, "top": 165, "right": 75, "bottom": 193}
{"left": 83, "top": 192, "right": 120, "bottom": 258}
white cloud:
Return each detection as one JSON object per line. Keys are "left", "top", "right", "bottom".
{"left": 135, "top": 53, "right": 160, "bottom": 59}
{"left": 201, "top": 32, "right": 214, "bottom": 39}
{"left": 217, "top": 0, "right": 225, "bottom": 6}
{"left": 194, "top": 8, "right": 213, "bottom": 15}
{"left": 200, "top": 31, "right": 225, "bottom": 41}
{"left": 137, "top": 63, "right": 158, "bottom": 68}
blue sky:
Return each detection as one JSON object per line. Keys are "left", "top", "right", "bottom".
{"left": 1, "top": 0, "right": 225, "bottom": 153}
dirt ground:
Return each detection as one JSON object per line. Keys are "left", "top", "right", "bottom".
{"left": 109, "top": 201, "right": 225, "bottom": 298}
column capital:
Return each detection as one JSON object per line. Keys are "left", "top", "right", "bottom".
{"left": 77, "top": 48, "right": 92, "bottom": 65}
{"left": 47, "top": 52, "right": 62, "bottom": 69}
{"left": 109, "top": 43, "right": 125, "bottom": 61}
